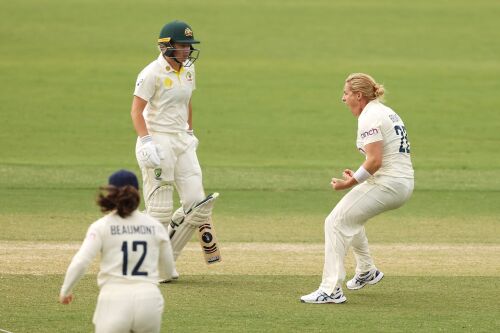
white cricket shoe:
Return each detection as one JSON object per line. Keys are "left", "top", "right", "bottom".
{"left": 160, "top": 268, "right": 179, "bottom": 283}
{"left": 172, "top": 268, "right": 179, "bottom": 280}
{"left": 346, "top": 269, "right": 384, "bottom": 290}
{"left": 300, "top": 287, "right": 347, "bottom": 304}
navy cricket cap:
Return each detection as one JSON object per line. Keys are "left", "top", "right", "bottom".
{"left": 108, "top": 170, "right": 139, "bottom": 190}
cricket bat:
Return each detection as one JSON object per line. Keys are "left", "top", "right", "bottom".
{"left": 197, "top": 218, "right": 221, "bottom": 264}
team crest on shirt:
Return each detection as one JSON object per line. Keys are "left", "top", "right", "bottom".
{"left": 184, "top": 28, "right": 193, "bottom": 37}
{"left": 154, "top": 168, "right": 162, "bottom": 179}
{"left": 163, "top": 77, "right": 173, "bottom": 88}
{"left": 186, "top": 71, "right": 193, "bottom": 81}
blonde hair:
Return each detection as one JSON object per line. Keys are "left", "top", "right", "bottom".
{"left": 345, "top": 73, "right": 385, "bottom": 102}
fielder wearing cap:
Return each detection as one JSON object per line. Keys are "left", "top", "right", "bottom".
{"left": 131, "top": 20, "right": 215, "bottom": 278}
{"left": 108, "top": 169, "right": 140, "bottom": 190}
{"left": 59, "top": 170, "right": 176, "bottom": 332}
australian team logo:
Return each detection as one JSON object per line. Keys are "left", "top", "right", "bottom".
{"left": 184, "top": 28, "right": 193, "bottom": 37}
{"left": 154, "top": 168, "right": 162, "bottom": 179}
{"left": 186, "top": 71, "right": 193, "bottom": 81}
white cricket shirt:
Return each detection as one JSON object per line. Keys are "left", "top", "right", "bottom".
{"left": 356, "top": 100, "right": 414, "bottom": 179}
{"left": 134, "top": 54, "right": 196, "bottom": 133}
{"left": 60, "top": 211, "right": 175, "bottom": 297}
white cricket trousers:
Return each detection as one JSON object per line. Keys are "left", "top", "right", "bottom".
{"left": 319, "top": 176, "right": 414, "bottom": 295}
{"left": 93, "top": 283, "right": 164, "bottom": 333}
{"left": 136, "top": 131, "right": 205, "bottom": 213}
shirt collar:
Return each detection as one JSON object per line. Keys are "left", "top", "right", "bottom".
{"left": 157, "top": 53, "right": 184, "bottom": 73}
{"left": 359, "top": 99, "right": 380, "bottom": 117}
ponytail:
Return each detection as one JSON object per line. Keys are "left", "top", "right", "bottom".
{"left": 346, "top": 73, "right": 385, "bottom": 102}
{"left": 97, "top": 185, "right": 140, "bottom": 218}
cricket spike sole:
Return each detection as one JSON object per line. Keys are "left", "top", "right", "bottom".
{"left": 197, "top": 221, "right": 221, "bottom": 264}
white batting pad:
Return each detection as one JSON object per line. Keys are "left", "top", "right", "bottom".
{"left": 168, "top": 221, "right": 196, "bottom": 260}
{"left": 184, "top": 192, "right": 219, "bottom": 227}
{"left": 146, "top": 184, "right": 173, "bottom": 226}
{"left": 168, "top": 193, "right": 219, "bottom": 260}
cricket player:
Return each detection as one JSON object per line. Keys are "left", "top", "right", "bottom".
{"left": 131, "top": 20, "right": 215, "bottom": 272}
{"left": 301, "top": 73, "right": 414, "bottom": 304}
{"left": 59, "top": 170, "right": 176, "bottom": 332}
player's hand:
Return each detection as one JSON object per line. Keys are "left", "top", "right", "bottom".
{"left": 331, "top": 177, "right": 351, "bottom": 191}
{"left": 331, "top": 178, "right": 344, "bottom": 191}
{"left": 342, "top": 169, "right": 354, "bottom": 180}
{"left": 59, "top": 294, "right": 73, "bottom": 305}
{"left": 137, "top": 135, "right": 162, "bottom": 168}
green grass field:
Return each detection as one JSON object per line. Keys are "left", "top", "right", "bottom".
{"left": 1, "top": 0, "right": 499, "bottom": 332}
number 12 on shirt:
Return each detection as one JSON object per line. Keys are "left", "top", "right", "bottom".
{"left": 121, "top": 240, "right": 148, "bottom": 276}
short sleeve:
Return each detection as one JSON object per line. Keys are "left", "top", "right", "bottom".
{"left": 358, "top": 112, "right": 383, "bottom": 146}
{"left": 134, "top": 69, "right": 156, "bottom": 102}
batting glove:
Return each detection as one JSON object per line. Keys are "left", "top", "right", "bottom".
{"left": 137, "top": 135, "right": 162, "bottom": 168}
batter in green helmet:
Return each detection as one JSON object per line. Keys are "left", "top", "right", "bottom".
{"left": 131, "top": 20, "right": 215, "bottom": 284}
{"left": 157, "top": 20, "right": 200, "bottom": 67}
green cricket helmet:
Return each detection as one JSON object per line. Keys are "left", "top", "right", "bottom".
{"left": 158, "top": 20, "right": 200, "bottom": 67}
